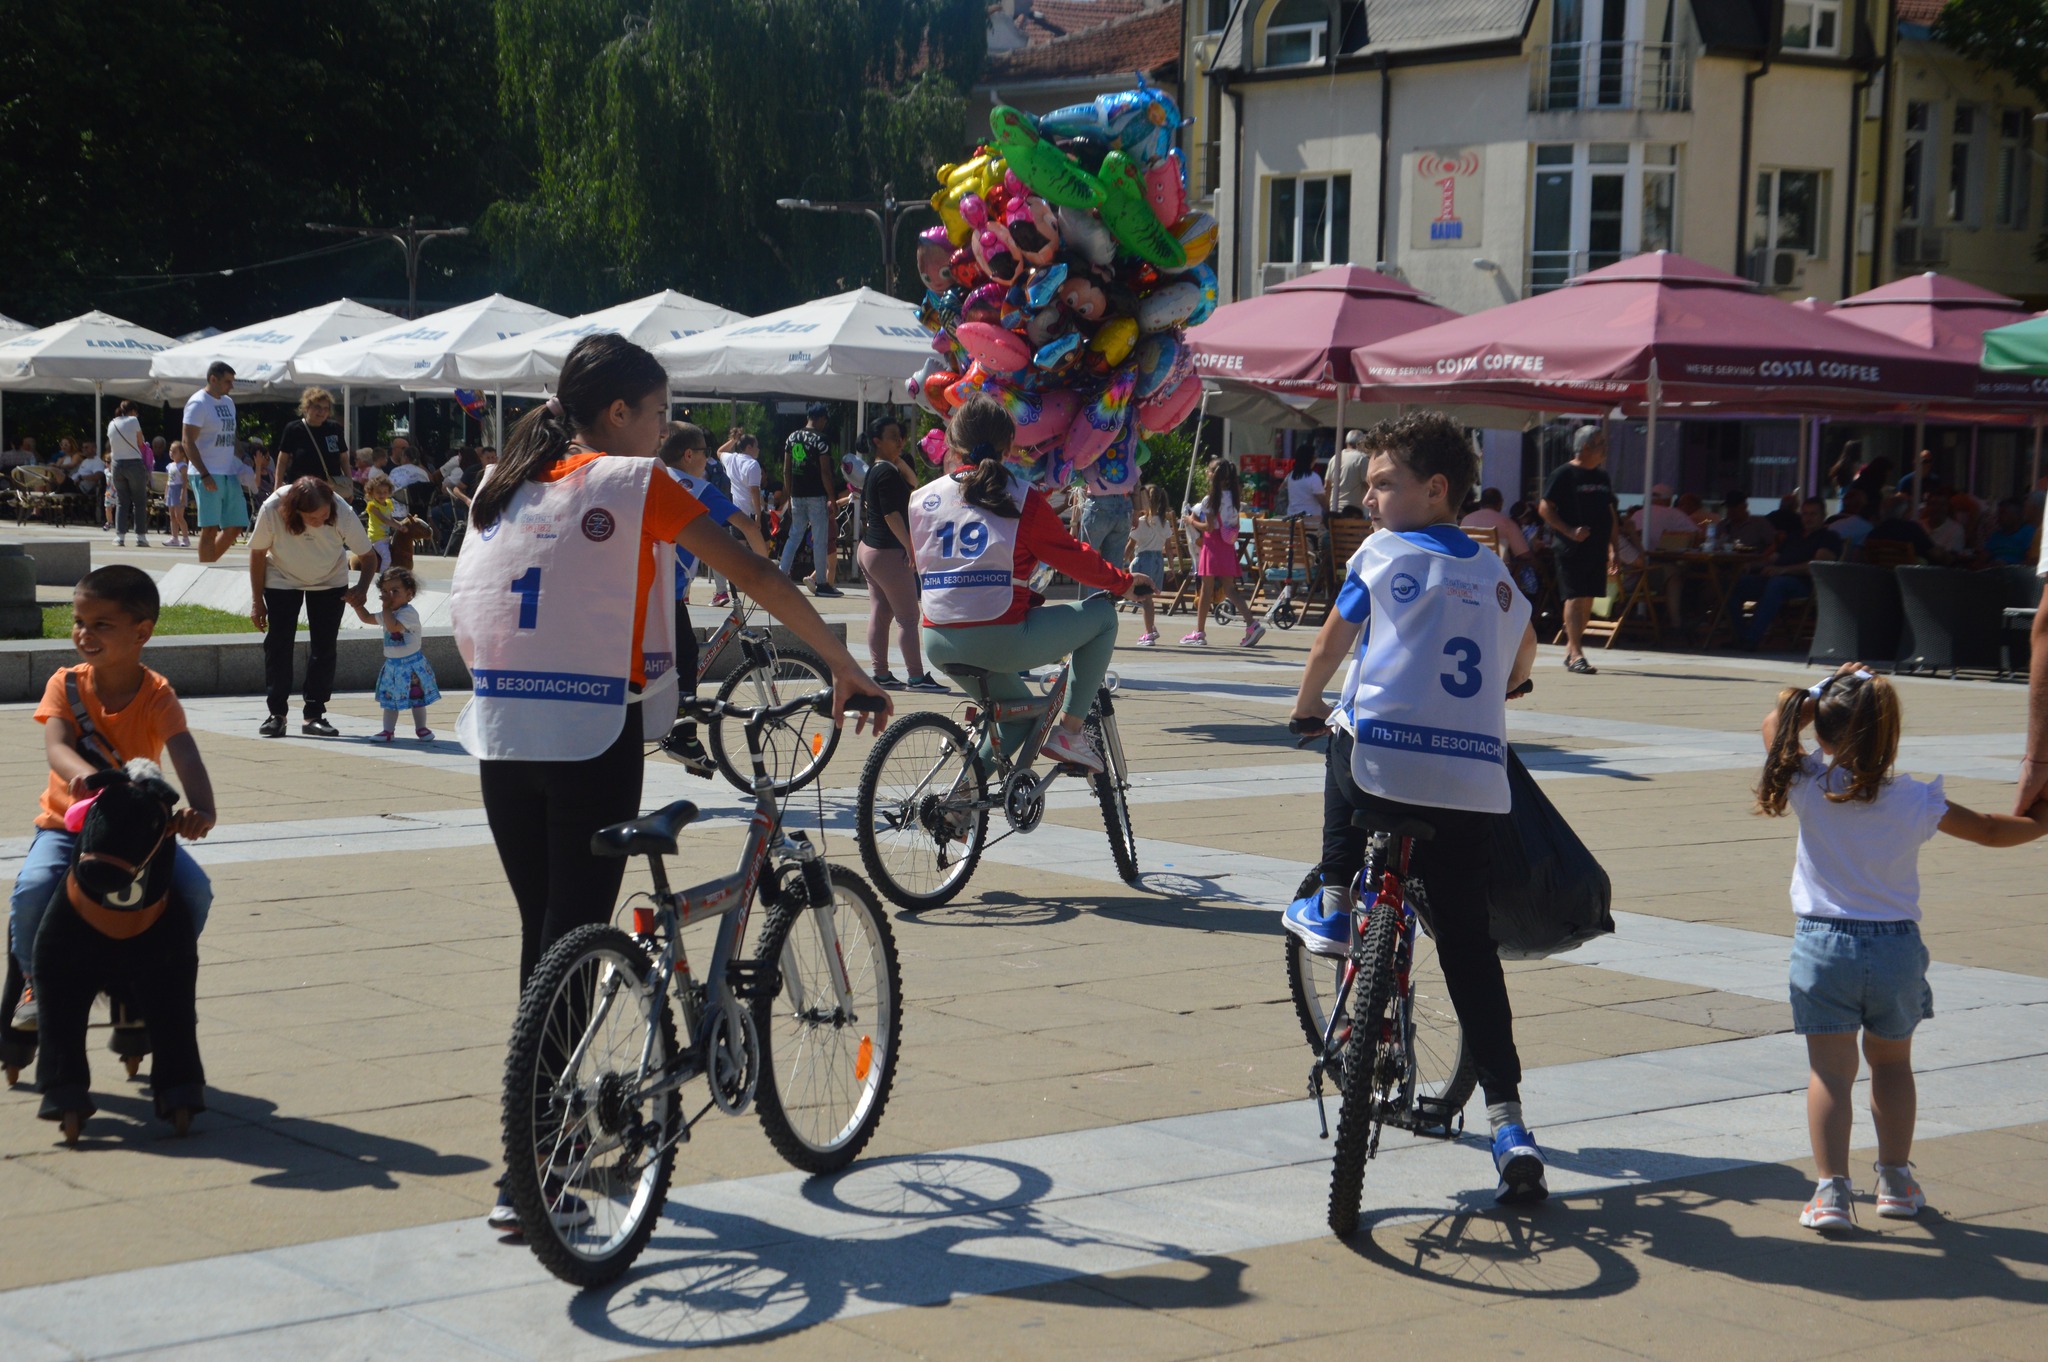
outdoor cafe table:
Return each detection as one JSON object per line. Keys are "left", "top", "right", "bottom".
{"left": 1650, "top": 547, "right": 1769, "bottom": 647}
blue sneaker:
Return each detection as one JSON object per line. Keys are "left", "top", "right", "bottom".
{"left": 1283, "top": 890, "right": 1350, "bottom": 957}
{"left": 1492, "top": 1124, "right": 1549, "bottom": 1205}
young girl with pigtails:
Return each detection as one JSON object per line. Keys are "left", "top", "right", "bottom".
{"left": 1755, "top": 662, "right": 2048, "bottom": 1232}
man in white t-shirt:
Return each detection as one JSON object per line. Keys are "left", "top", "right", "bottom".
{"left": 388, "top": 450, "right": 431, "bottom": 490}
{"left": 182, "top": 361, "right": 245, "bottom": 563}
{"left": 719, "top": 432, "right": 764, "bottom": 520}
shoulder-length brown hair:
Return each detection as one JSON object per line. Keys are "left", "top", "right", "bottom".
{"left": 279, "top": 476, "right": 338, "bottom": 535}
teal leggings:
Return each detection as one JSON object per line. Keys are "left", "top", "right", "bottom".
{"left": 923, "top": 596, "right": 1120, "bottom": 756}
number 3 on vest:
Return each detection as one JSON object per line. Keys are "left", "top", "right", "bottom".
{"left": 510, "top": 567, "right": 542, "bottom": 630}
{"left": 1441, "top": 636, "right": 1482, "bottom": 698}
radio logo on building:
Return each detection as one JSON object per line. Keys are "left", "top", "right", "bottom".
{"left": 1411, "top": 149, "right": 1484, "bottom": 249}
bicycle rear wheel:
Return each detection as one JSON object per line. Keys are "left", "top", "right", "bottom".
{"left": 708, "top": 649, "right": 838, "bottom": 796}
{"left": 502, "top": 924, "right": 678, "bottom": 1286}
{"left": 1328, "top": 898, "right": 1398, "bottom": 1238}
{"left": 856, "top": 712, "right": 989, "bottom": 910}
{"left": 753, "top": 866, "right": 901, "bottom": 1173}
{"left": 1087, "top": 708, "right": 1139, "bottom": 885}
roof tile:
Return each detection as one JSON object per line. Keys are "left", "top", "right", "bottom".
{"left": 985, "top": 3, "right": 1183, "bottom": 81}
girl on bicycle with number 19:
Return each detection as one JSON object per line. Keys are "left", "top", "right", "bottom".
{"left": 913, "top": 396, "right": 1153, "bottom": 775}
{"left": 1282, "top": 412, "right": 1546, "bottom": 1205}
{"left": 450, "top": 333, "right": 890, "bottom": 1238}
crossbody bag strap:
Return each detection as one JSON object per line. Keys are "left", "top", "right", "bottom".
{"left": 66, "top": 672, "right": 119, "bottom": 771}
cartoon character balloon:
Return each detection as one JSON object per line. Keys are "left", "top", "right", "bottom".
{"left": 918, "top": 79, "right": 1205, "bottom": 493}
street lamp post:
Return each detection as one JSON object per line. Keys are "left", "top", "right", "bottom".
{"left": 304, "top": 216, "right": 471, "bottom": 319}
{"left": 774, "top": 185, "right": 920, "bottom": 295}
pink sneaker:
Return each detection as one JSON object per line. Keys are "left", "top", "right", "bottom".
{"left": 372, "top": 730, "right": 395, "bottom": 743}
{"left": 1180, "top": 631, "right": 1208, "bottom": 646}
{"left": 415, "top": 728, "right": 435, "bottom": 742}
{"left": 1040, "top": 725, "right": 1104, "bottom": 773}
{"left": 1134, "top": 631, "right": 1158, "bottom": 647}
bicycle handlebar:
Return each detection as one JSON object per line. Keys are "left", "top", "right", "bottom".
{"left": 1287, "top": 678, "right": 1533, "bottom": 740}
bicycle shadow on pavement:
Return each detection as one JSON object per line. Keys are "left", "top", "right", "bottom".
{"left": 54, "top": 1086, "right": 489, "bottom": 1191}
{"left": 898, "top": 882, "right": 1282, "bottom": 938}
{"left": 568, "top": 1152, "right": 1248, "bottom": 1349}
{"left": 1350, "top": 1157, "right": 2048, "bottom": 1309}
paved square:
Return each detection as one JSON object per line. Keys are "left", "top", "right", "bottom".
{"left": 3, "top": 574, "right": 2045, "bottom": 1360}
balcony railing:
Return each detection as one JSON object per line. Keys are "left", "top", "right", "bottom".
{"left": 1529, "top": 41, "right": 1693, "bottom": 113}
{"left": 1526, "top": 248, "right": 1626, "bottom": 294}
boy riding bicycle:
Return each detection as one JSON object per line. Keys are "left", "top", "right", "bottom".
{"left": 1283, "top": 413, "right": 1546, "bottom": 1204}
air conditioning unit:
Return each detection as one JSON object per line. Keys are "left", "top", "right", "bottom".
{"left": 1261, "top": 261, "right": 1314, "bottom": 292}
{"left": 1745, "top": 248, "right": 1803, "bottom": 289}
{"left": 1894, "top": 226, "right": 1947, "bottom": 265}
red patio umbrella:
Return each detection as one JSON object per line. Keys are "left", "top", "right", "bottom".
{"left": 1350, "top": 252, "right": 1966, "bottom": 413}
{"left": 1187, "top": 264, "right": 1458, "bottom": 388}
{"left": 1827, "top": 272, "right": 2048, "bottom": 412}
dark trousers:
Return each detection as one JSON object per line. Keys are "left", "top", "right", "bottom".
{"left": 1320, "top": 729, "right": 1522, "bottom": 1106}
{"left": 112, "top": 461, "right": 150, "bottom": 537}
{"left": 479, "top": 718, "right": 644, "bottom": 987}
{"left": 263, "top": 585, "right": 347, "bottom": 720}
{"left": 675, "top": 599, "right": 700, "bottom": 701}
{"left": 34, "top": 893, "right": 205, "bottom": 1121}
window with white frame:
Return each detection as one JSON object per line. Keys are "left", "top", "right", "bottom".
{"left": 1753, "top": 168, "right": 1828, "bottom": 260}
{"left": 1266, "top": 174, "right": 1352, "bottom": 265}
{"left": 1781, "top": 1, "right": 1841, "bottom": 54}
{"left": 1996, "top": 108, "right": 2030, "bottom": 229}
{"left": 1528, "top": 142, "right": 1680, "bottom": 292}
{"left": 1949, "top": 104, "right": 1980, "bottom": 223}
{"left": 1900, "top": 100, "right": 1931, "bottom": 224}
{"left": 1263, "top": 0, "right": 1326, "bottom": 67}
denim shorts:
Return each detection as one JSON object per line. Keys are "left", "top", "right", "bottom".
{"left": 1131, "top": 550, "right": 1164, "bottom": 586}
{"left": 1788, "top": 917, "right": 1932, "bottom": 1039}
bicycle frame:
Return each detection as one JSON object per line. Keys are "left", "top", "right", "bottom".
{"left": 695, "top": 594, "right": 778, "bottom": 685}
{"left": 564, "top": 695, "right": 860, "bottom": 1139}
{"left": 1309, "top": 832, "right": 1414, "bottom": 1134}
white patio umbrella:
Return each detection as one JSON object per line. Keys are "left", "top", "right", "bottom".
{"left": 153, "top": 298, "right": 405, "bottom": 448}
{"left": 0, "top": 311, "right": 177, "bottom": 457}
{"left": 652, "top": 288, "right": 930, "bottom": 403}
{"left": 291, "top": 294, "right": 566, "bottom": 390}
{"left": 0, "top": 314, "right": 32, "bottom": 333}
{"left": 440, "top": 289, "right": 748, "bottom": 441}
{"left": 0, "top": 313, "right": 31, "bottom": 446}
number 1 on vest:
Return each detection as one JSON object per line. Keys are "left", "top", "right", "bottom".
{"left": 510, "top": 567, "right": 542, "bottom": 630}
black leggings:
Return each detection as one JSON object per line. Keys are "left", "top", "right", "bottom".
{"left": 1320, "top": 729, "right": 1522, "bottom": 1107}
{"left": 480, "top": 718, "right": 645, "bottom": 987}
{"left": 263, "top": 585, "right": 347, "bottom": 720}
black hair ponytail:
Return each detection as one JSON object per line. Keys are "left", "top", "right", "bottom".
{"left": 949, "top": 395, "right": 1023, "bottom": 519}
{"left": 471, "top": 333, "right": 669, "bottom": 529}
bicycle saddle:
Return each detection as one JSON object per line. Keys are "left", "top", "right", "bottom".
{"left": 938, "top": 663, "right": 991, "bottom": 681}
{"left": 591, "top": 800, "right": 701, "bottom": 858}
{"left": 1349, "top": 810, "right": 1436, "bottom": 841}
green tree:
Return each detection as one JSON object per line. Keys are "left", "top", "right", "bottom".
{"left": 0, "top": 0, "right": 514, "bottom": 333}
{"left": 484, "top": 0, "right": 984, "bottom": 316}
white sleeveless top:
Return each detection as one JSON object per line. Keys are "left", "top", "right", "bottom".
{"left": 910, "top": 471, "right": 1031, "bottom": 625}
{"left": 1333, "top": 526, "right": 1531, "bottom": 813}
{"left": 451, "top": 457, "right": 677, "bottom": 761}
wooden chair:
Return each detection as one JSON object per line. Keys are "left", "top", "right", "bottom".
{"left": 147, "top": 472, "right": 169, "bottom": 533}
{"left": 1247, "top": 518, "right": 1324, "bottom": 620}
{"left": 11, "top": 466, "right": 64, "bottom": 525}
{"left": 1163, "top": 525, "right": 1201, "bottom": 617}
{"left": 1464, "top": 524, "right": 1501, "bottom": 556}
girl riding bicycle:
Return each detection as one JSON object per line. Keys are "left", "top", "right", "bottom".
{"left": 913, "top": 396, "right": 1152, "bottom": 774}
{"left": 450, "top": 332, "right": 889, "bottom": 1237}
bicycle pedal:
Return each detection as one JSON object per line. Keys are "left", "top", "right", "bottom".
{"left": 725, "top": 958, "right": 782, "bottom": 1002}
{"left": 1408, "top": 1097, "right": 1464, "bottom": 1139}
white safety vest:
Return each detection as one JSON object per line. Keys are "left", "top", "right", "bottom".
{"left": 910, "top": 472, "right": 1030, "bottom": 625}
{"left": 451, "top": 457, "right": 677, "bottom": 761}
{"left": 1334, "top": 527, "right": 1531, "bottom": 814}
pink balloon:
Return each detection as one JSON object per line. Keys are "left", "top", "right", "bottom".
{"left": 1010, "top": 384, "right": 1081, "bottom": 448}
{"left": 957, "top": 321, "right": 1032, "bottom": 375}
{"left": 1137, "top": 368, "right": 1200, "bottom": 433}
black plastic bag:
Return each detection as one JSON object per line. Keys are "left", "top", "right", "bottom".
{"left": 1481, "top": 746, "right": 1614, "bottom": 960}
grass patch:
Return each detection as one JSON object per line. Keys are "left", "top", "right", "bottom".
{"left": 43, "top": 603, "right": 265, "bottom": 638}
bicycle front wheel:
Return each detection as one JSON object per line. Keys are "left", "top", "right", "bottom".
{"left": 502, "top": 924, "right": 678, "bottom": 1287}
{"left": 856, "top": 711, "right": 989, "bottom": 910}
{"left": 1087, "top": 709, "right": 1139, "bottom": 885}
{"left": 708, "top": 649, "right": 838, "bottom": 796}
{"left": 1286, "top": 934, "right": 1350, "bottom": 1089}
{"left": 1328, "top": 898, "right": 1398, "bottom": 1238}
{"left": 753, "top": 866, "right": 901, "bottom": 1173}
{"left": 1402, "top": 890, "right": 1477, "bottom": 1121}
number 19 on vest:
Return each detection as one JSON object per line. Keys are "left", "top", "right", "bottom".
{"left": 910, "top": 474, "right": 1031, "bottom": 626}
{"left": 451, "top": 460, "right": 677, "bottom": 762}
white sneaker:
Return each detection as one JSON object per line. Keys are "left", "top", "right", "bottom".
{"left": 115, "top": 536, "right": 125, "bottom": 548}
{"left": 1040, "top": 726, "right": 1104, "bottom": 774}
{"left": 1241, "top": 620, "right": 1267, "bottom": 648}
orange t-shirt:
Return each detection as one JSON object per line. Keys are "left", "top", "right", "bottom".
{"left": 535, "top": 451, "right": 705, "bottom": 685}
{"left": 34, "top": 665, "right": 188, "bottom": 830}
